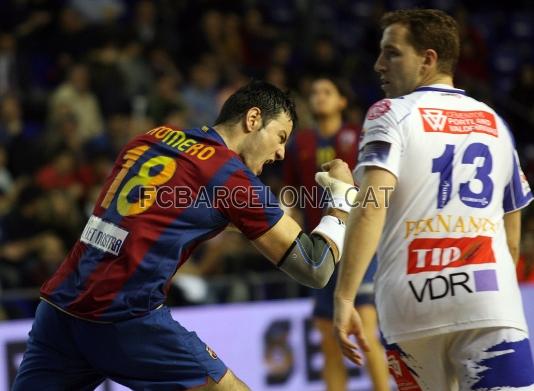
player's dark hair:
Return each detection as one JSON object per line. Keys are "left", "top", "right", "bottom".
{"left": 214, "top": 80, "right": 298, "bottom": 132}
{"left": 380, "top": 9, "right": 460, "bottom": 76}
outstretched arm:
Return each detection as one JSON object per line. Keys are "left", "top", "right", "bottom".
{"left": 253, "top": 159, "right": 354, "bottom": 288}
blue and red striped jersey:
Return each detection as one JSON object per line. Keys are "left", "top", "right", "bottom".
{"left": 41, "top": 126, "right": 283, "bottom": 321}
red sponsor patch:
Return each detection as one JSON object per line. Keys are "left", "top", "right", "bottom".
{"left": 419, "top": 108, "right": 498, "bottom": 137}
{"left": 367, "top": 99, "right": 391, "bottom": 120}
{"left": 407, "top": 236, "right": 495, "bottom": 274}
{"left": 387, "top": 349, "right": 422, "bottom": 391}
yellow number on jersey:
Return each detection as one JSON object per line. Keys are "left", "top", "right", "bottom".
{"left": 101, "top": 145, "right": 177, "bottom": 217}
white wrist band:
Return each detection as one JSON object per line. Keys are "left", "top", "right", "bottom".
{"left": 315, "top": 172, "right": 358, "bottom": 213}
{"left": 311, "top": 215, "right": 346, "bottom": 261}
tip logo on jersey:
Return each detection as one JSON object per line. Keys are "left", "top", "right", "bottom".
{"left": 418, "top": 108, "right": 498, "bottom": 137}
{"left": 407, "top": 236, "right": 495, "bottom": 274}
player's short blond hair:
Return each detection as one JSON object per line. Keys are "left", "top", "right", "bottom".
{"left": 380, "top": 9, "right": 460, "bottom": 76}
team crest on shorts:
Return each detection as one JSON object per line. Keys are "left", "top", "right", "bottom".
{"left": 206, "top": 345, "right": 218, "bottom": 360}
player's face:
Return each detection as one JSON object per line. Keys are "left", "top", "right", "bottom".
{"left": 242, "top": 112, "right": 292, "bottom": 175}
{"left": 309, "top": 79, "right": 347, "bottom": 117}
{"left": 374, "top": 23, "right": 426, "bottom": 98}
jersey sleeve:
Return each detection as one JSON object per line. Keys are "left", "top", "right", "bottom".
{"left": 353, "top": 99, "right": 404, "bottom": 184}
{"left": 503, "top": 150, "right": 533, "bottom": 213}
{"left": 220, "top": 164, "right": 284, "bottom": 240}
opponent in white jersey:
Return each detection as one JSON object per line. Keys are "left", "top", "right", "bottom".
{"left": 334, "top": 9, "right": 534, "bottom": 391}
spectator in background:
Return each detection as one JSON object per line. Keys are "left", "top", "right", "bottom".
{"left": 69, "top": 0, "right": 125, "bottom": 26}
{"left": 510, "top": 63, "right": 534, "bottom": 144}
{"left": 518, "top": 211, "right": 534, "bottom": 283}
{"left": 130, "top": 0, "right": 159, "bottom": 47}
{"left": 510, "top": 63, "right": 534, "bottom": 110}
{"left": 0, "top": 33, "right": 28, "bottom": 97}
{"left": 242, "top": 7, "right": 278, "bottom": 73}
{"left": 182, "top": 60, "right": 220, "bottom": 127}
{"left": 147, "top": 46, "right": 180, "bottom": 79}
{"left": 270, "top": 40, "right": 296, "bottom": 71}
{"left": 265, "top": 65, "right": 288, "bottom": 91}
{"left": 0, "top": 95, "right": 29, "bottom": 143}
{"left": 118, "top": 40, "right": 153, "bottom": 97}
{"left": 0, "top": 184, "right": 65, "bottom": 291}
{"left": 44, "top": 107, "right": 82, "bottom": 157}
{"left": 283, "top": 77, "right": 390, "bottom": 390}
{"left": 87, "top": 111, "right": 133, "bottom": 158}
{"left": 0, "top": 145, "right": 14, "bottom": 214}
{"left": 291, "top": 75, "right": 315, "bottom": 130}
{"left": 89, "top": 40, "right": 129, "bottom": 117}
{"left": 219, "top": 13, "right": 245, "bottom": 70}
{"left": 306, "top": 36, "right": 342, "bottom": 77}
{"left": 163, "top": 108, "right": 188, "bottom": 130}
{"left": 146, "top": 73, "right": 186, "bottom": 125}
{"left": 0, "top": 95, "right": 42, "bottom": 178}
{"left": 35, "top": 148, "right": 83, "bottom": 200}
{"left": 50, "top": 63, "right": 104, "bottom": 142}
{"left": 454, "top": 7, "right": 490, "bottom": 96}
{"left": 188, "top": 10, "right": 224, "bottom": 63}
{"left": 42, "top": 188, "right": 83, "bottom": 247}
{"left": 50, "top": 7, "right": 91, "bottom": 69}
{"left": 216, "top": 66, "right": 249, "bottom": 111}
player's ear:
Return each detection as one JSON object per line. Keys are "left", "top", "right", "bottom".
{"left": 244, "top": 107, "right": 263, "bottom": 133}
{"left": 422, "top": 48, "right": 438, "bottom": 73}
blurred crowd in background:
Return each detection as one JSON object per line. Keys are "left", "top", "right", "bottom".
{"left": 0, "top": 0, "right": 533, "bottom": 319}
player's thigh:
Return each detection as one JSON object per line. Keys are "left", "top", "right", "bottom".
{"left": 89, "top": 306, "right": 228, "bottom": 390}
{"left": 13, "top": 302, "right": 104, "bottom": 391}
{"left": 386, "top": 334, "right": 457, "bottom": 391}
{"left": 449, "top": 327, "right": 534, "bottom": 390}
{"left": 193, "top": 370, "right": 250, "bottom": 391}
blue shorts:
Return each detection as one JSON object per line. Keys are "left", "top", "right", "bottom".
{"left": 13, "top": 301, "right": 227, "bottom": 390}
{"left": 312, "top": 256, "right": 378, "bottom": 319}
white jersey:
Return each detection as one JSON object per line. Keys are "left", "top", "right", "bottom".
{"left": 355, "top": 84, "right": 533, "bottom": 344}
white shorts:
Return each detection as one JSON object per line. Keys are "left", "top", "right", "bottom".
{"left": 385, "top": 327, "right": 534, "bottom": 391}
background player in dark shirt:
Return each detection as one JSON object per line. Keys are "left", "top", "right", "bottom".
{"left": 284, "top": 77, "right": 390, "bottom": 390}
{"left": 14, "top": 81, "right": 355, "bottom": 391}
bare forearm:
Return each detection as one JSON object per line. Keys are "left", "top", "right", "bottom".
{"left": 335, "top": 206, "right": 386, "bottom": 301}
{"left": 504, "top": 210, "right": 521, "bottom": 265}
